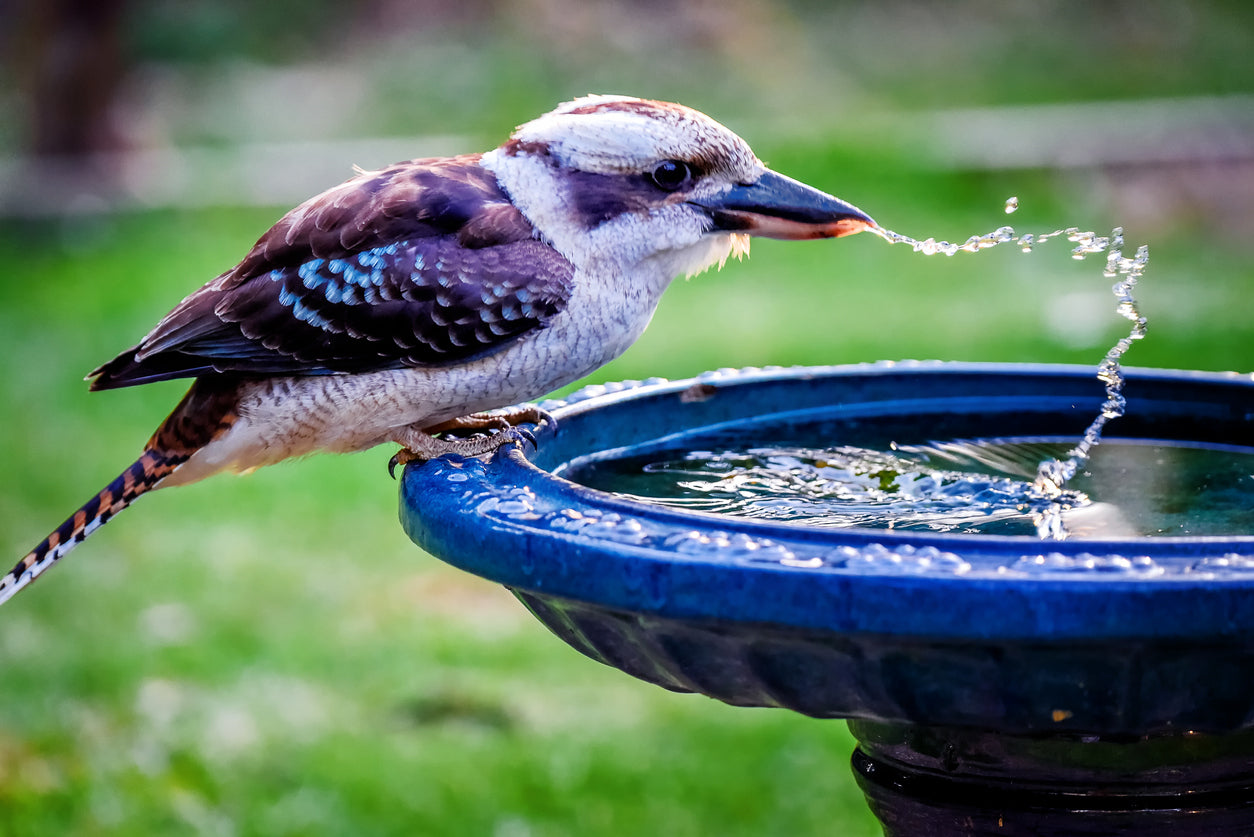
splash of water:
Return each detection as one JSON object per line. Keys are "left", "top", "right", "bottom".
{"left": 869, "top": 208, "right": 1149, "bottom": 540}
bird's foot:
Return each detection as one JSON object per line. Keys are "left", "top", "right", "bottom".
{"left": 387, "top": 406, "right": 556, "bottom": 477}
{"left": 425, "top": 406, "right": 557, "bottom": 438}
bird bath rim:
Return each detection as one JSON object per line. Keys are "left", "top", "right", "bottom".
{"left": 399, "top": 361, "right": 1254, "bottom": 645}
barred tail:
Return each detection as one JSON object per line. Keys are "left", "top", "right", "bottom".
{"left": 1, "top": 450, "right": 183, "bottom": 606}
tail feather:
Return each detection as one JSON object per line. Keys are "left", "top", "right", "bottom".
{"left": 1, "top": 450, "right": 184, "bottom": 606}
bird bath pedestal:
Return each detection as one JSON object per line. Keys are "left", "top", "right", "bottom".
{"left": 399, "top": 363, "right": 1254, "bottom": 836}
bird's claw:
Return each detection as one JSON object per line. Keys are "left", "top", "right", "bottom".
{"left": 530, "top": 407, "right": 558, "bottom": 436}
{"left": 514, "top": 426, "right": 538, "bottom": 449}
{"left": 387, "top": 404, "right": 557, "bottom": 477}
{"left": 388, "top": 449, "right": 415, "bottom": 479}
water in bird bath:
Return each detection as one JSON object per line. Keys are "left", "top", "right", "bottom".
{"left": 867, "top": 199, "right": 1149, "bottom": 537}
{"left": 566, "top": 434, "right": 1254, "bottom": 538}
{"left": 565, "top": 201, "right": 1254, "bottom": 540}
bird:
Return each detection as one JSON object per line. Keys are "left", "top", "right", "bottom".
{"left": 4, "top": 94, "right": 874, "bottom": 605}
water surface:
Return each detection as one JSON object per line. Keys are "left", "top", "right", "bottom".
{"left": 566, "top": 436, "right": 1254, "bottom": 539}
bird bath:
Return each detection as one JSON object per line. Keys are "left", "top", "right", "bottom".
{"left": 399, "top": 362, "right": 1254, "bottom": 836}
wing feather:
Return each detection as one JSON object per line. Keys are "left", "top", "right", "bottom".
{"left": 90, "top": 156, "right": 573, "bottom": 390}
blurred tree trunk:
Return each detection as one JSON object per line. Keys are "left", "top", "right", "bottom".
{"left": 12, "top": 0, "right": 129, "bottom": 156}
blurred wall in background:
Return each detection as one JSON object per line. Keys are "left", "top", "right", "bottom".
{"left": 2, "top": 0, "right": 1251, "bottom": 237}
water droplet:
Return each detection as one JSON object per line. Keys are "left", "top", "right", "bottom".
{"left": 1004, "top": 196, "right": 1019, "bottom": 214}
{"left": 1101, "top": 404, "right": 1126, "bottom": 421}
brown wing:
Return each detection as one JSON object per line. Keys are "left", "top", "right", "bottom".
{"left": 91, "top": 156, "right": 574, "bottom": 389}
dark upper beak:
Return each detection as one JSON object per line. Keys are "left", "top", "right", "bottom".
{"left": 696, "top": 169, "right": 875, "bottom": 240}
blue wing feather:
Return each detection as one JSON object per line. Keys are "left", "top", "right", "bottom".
{"left": 90, "top": 156, "right": 574, "bottom": 389}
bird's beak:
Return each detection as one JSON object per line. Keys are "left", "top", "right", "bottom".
{"left": 698, "top": 170, "right": 875, "bottom": 240}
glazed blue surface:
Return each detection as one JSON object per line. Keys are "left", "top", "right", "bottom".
{"left": 399, "top": 363, "right": 1254, "bottom": 733}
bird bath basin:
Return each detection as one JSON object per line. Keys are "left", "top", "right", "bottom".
{"left": 399, "top": 362, "right": 1254, "bottom": 835}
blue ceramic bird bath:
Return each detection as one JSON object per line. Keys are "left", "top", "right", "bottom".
{"left": 399, "top": 362, "right": 1254, "bottom": 835}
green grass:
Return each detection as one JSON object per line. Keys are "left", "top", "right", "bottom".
{"left": 1, "top": 169, "right": 1249, "bottom": 833}
{"left": 2, "top": 8, "right": 1254, "bottom": 824}
{"left": 2, "top": 144, "right": 1253, "bottom": 834}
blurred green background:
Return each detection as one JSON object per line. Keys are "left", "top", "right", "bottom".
{"left": 1, "top": 1, "right": 1251, "bottom": 834}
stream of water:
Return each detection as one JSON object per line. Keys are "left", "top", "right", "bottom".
{"left": 868, "top": 202, "right": 1150, "bottom": 538}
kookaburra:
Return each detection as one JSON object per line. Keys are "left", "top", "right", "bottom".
{"left": 5, "top": 94, "right": 873, "bottom": 604}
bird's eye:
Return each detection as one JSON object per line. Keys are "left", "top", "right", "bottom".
{"left": 649, "top": 160, "right": 693, "bottom": 192}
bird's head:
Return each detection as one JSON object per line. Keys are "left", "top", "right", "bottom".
{"left": 481, "top": 95, "right": 874, "bottom": 279}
